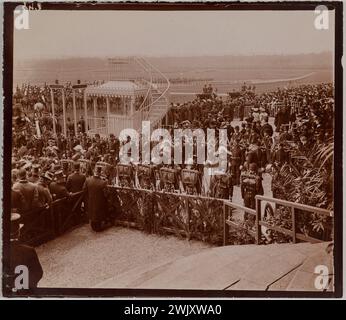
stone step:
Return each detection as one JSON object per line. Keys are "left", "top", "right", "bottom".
{"left": 285, "top": 242, "right": 333, "bottom": 291}
{"left": 93, "top": 243, "right": 330, "bottom": 290}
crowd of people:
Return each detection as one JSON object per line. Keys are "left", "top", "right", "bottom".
{"left": 8, "top": 80, "right": 334, "bottom": 290}
{"left": 11, "top": 81, "right": 334, "bottom": 228}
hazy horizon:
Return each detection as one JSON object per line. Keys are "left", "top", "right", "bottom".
{"left": 14, "top": 10, "right": 335, "bottom": 61}
{"left": 15, "top": 51, "right": 334, "bottom": 62}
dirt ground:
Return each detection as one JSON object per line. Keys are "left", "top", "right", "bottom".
{"left": 36, "top": 118, "right": 275, "bottom": 288}
{"left": 37, "top": 226, "right": 211, "bottom": 288}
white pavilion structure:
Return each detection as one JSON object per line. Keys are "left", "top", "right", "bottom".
{"left": 85, "top": 79, "right": 150, "bottom": 137}
{"left": 50, "top": 57, "right": 170, "bottom": 138}
{"left": 84, "top": 57, "right": 170, "bottom": 137}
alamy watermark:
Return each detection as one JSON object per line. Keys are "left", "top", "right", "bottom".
{"left": 118, "top": 121, "right": 228, "bottom": 174}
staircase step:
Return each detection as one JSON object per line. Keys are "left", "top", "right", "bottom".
{"left": 285, "top": 242, "right": 333, "bottom": 291}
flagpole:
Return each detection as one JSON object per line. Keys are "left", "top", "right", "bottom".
{"left": 62, "top": 88, "right": 67, "bottom": 137}
{"left": 50, "top": 88, "right": 57, "bottom": 136}
{"left": 72, "top": 89, "right": 77, "bottom": 135}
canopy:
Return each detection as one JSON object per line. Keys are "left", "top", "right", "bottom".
{"left": 85, "top": 80, "right": 147, "bottom": 98}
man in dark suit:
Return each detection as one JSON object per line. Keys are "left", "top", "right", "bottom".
{"left": 108, "top": 134, "right": 120, "bottom": 162}
{"left": 5, "top": 213, "right": 43, "bottom": 292}
{"left": 66, "top": 162, "right": 86, "bottom": 193}
{"left": 49, "top": 170, "right": 69, "bottom": 200}
{"left": 83, "top": 165, "right": 112, "bottom": 232}
{"left": 28, "top": 164, "right": 40, "bottom": 184}
{"left": 260, "top": 116, "right": 274, "bottom": 137}
{"left": 66, "top": 162, "right": 87, "bottom": 224}
{"left": 36, "top": 171, "right": 53, "bottom": 207}
{"left": 272, "top": 143, "right": 289, "bottom": 166}
{"left": 230, "top": 140, "right": 244, "bottom": 186}
{"left": 12, "top": 168, "right": 40, "bottom": 213}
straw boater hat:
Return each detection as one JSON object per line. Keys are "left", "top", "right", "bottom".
{"left": 41, "top": 171, "right": 54, "bottom": 182}
{"left": 73, "top": 145, "right": 84, "bottom": 153}
{"left": 54, "top": 170, "right": 65, "bottom": 182}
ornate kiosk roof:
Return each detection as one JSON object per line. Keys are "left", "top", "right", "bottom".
{"left": 85, "top": 80, "right": 148, "bottom": 98}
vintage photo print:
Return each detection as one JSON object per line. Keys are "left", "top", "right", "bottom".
{"left": 1, "top": 1, "right": 343, "bottom": 299}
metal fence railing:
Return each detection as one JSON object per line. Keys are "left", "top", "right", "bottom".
{"left": 17, "top": 187, "right": 333, "bottom": 247}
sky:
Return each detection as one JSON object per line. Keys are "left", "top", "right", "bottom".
{"left": 14, "top": 10, "right": 335, "bottom": 60}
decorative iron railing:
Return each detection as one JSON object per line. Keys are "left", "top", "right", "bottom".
{"left": 17, "top": 187, "right": 333, "bottom": 248}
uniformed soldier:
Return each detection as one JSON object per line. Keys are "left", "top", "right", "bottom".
{"left": 241, "top": 163, "right": 263, "bottom": 220}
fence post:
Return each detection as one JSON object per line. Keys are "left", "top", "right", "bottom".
{"left": 223, "top": 202, "right": 229, "bottom": 246}
{"left": 185, "top": 197, "right": 190, "bottom": 240}
{"left": 255, "top": 197, "right": 261, "bottom": 245}
{"left": 291, "top": 207, "right": 296, "bottom": 243}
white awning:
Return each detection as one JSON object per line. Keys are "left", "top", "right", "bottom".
{"left": 85, "top": 80, "right": 148, "bottom": 98}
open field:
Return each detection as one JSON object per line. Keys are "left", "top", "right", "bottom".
{"left": 14, "top": 53, "right": 333, "bottom": 87}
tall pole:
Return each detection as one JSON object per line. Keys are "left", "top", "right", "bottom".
{"left": 83, "top": 89, "right": 88, "bottom": 133}
{"left": 72, "top": 89, "right": 77, "bottom": 135}
{"left": 106, "top": 96, "right": 110, "bottom": 135}
{"left": 93, "top": 96, "right": 97, "bottom": 130}
{"left": 62, "top": 88, "right": 67, "bottom": 137}
{"left": 50, "top": 89, "right": 56, "bottom": 136}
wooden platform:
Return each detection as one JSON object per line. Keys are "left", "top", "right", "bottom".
{"left": 94, "top": 242, "right": 334, "bottom": 292}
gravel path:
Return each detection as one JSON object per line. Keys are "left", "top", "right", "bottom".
{"left": 37, "top": 226, "right": 211, "bottom": 288}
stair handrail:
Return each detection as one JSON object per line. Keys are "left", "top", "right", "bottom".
{"left": 132, "top": 57, "right": 153, "bottom": 122}
{"left": 139, "top": 58, "right": 171, "bottom": 127}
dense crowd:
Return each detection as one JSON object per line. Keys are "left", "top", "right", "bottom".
{"left": 11, "top": 82, "right": 334, "bottom": 231}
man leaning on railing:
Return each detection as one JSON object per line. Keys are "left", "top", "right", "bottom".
{"left": 83, "top": 164, "right": 114, "bottom": 232}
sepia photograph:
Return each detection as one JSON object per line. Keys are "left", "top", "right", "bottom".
{"left": 1, "top": 1, "right": 343, "bottom": 299}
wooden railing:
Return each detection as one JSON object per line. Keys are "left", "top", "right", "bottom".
{"left": 18, "top": 187, "right": 333, "bottom": 247}
{"left": 255, "top": 195, "right": 333, "bottom": 244}
{"left": 19, "top": 191, "right": 85, "bottom": 246}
